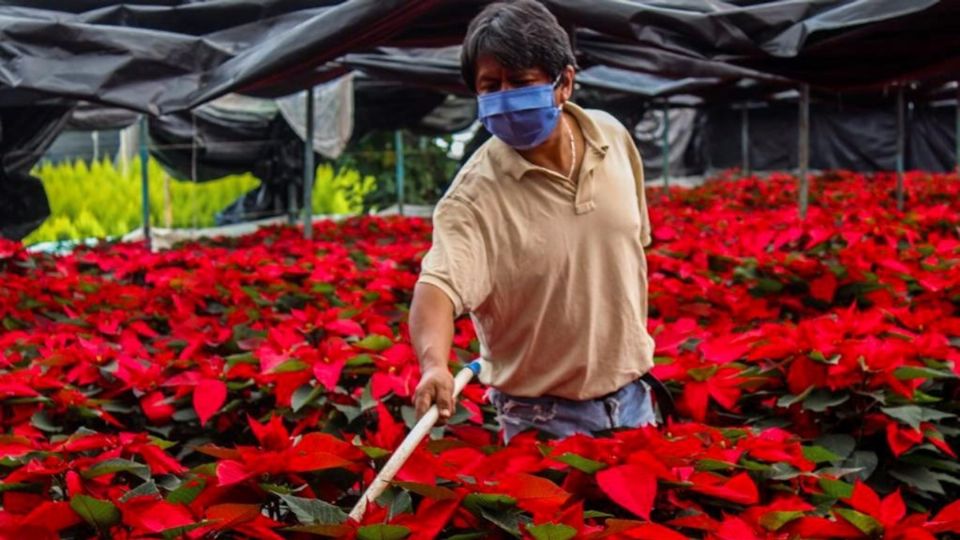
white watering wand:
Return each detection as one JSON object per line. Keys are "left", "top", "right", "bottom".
{"left": 348, "top": 359, "right": 483, "bottom": 522}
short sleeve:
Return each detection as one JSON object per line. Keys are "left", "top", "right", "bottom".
{"left": 417, "top": 198, "right": 493, "bottom": 318}
{"left": 622, "top": 128, "right": 652, "bottom": 248}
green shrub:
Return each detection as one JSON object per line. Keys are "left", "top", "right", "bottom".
{"left": 24, "top": 158, "right": 375, "bottom": 245}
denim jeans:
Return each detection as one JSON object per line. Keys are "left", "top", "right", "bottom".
{"left": 487, "top": 378, "right": 657, "bottom": 444}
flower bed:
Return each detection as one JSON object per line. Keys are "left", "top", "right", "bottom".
{"left": 0, "top": 170, "right": 958, "bottom": 538}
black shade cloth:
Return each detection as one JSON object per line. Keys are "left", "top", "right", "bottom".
{"left": 3, "top": 1, "right": 960, "bottom": 114}
{"left": 699, "top": 100, "right": 958, "bottom": 173}
{"left": 0, "top": 105, "right": 72, "bottom": 240}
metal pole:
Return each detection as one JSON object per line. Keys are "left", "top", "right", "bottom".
{"left": 955, "top": 82, "right": 959, "bottom": 175}
{"left": 139, "top": 116, "right": 151, "bottom": 249}
{"left": 896, "top": 84, "right": 905, "bottom": 212}
{"left": 92, "top": 131, "right": 100, "bottom": 163}
{"left": 395, "top": 130, "right": 405, "bottom": 216}
{"left": 303, "top": 87, "right": 315, "bottom": 239}
{"left": 287, "top": 182, "right": 297, "bottom": 225}
{"left": 741, "top": 106, "right": 750, "bottom": 176}
{"left": 661, "top": 103, "right": 670, "bottom": 194}
{"left": 798, "top": 84, "right": 810, "bottom": 220}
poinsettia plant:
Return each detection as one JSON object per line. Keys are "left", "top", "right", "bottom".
{"left": 0, "top": 170, "right": 958, "bottom": 538}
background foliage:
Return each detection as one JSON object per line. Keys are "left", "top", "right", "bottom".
{"left": 25, "top": 158, "right": 376, "bottom": 245}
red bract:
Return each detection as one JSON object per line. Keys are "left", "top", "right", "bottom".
{"left": 214, "top": 416, "right": 367, "bottom": 487}
{"left": 0, "top": 172, "right": 957, "bottom": 537}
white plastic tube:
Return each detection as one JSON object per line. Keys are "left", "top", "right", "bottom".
{"left": 348, "top": 359, "right": 481, "bottom": 522}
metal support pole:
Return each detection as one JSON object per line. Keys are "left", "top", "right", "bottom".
{"left": 798, "top": 84, "right": 810, "bottom": 220}
{"left": 287, "top": 182, "right": 297, "bottom": 225}
{"left": 955, "top": 82, "right": 959, "bottom": 175}
{"left": 92, "top": 131, "right": 100, "bottom": 163}
{"left": 661, "top": 103, "right": 670, "bottom": 194}
{"left": 302, "top": 87, "right": 315, "bottom": 239}
{"left": 741, "top": 106, "right": 750, "bottom": 176}
{"left": 139, "top": 116, "right": 151, "bottom": 249}
{"left": 896, "top": 84, "right": 905, "bottom": 212}
{"left": 395, "top": 130, "right": 405, "bottom": 216}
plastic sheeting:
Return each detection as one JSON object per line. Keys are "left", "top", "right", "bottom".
{"left": 3, "top": 1, "right": 960, "bottom": 115}
{"left": 0, "top": 105, "right": 72, "bottom": 240}
{"left": 699, "top": 100, "right": 959, "bottom": 173}
{"left": 277, "top": 74, "right": 355, "bottom": 160}
{"left": 0, "top": 0, "right": 444, "bottom": 113}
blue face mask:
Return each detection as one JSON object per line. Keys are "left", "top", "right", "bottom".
{"left": 477, "top": 75, "right": 563, "bottom": 150}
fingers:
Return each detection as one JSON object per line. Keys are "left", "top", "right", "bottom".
{"left": 436, "top": 385, "right": 454, "bottom": 422}
{"left": 414, "top": 383, "right": 434, "bottom": 420}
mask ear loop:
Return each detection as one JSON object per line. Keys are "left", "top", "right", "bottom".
{"left": 553, "top": 71, "right": 566, "bottom": 111}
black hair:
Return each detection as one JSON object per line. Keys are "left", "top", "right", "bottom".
{"left": 461, "top": 0, "right": 577, "bottom": 93}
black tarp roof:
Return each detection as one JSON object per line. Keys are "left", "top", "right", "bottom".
{"left": 4, "top": 0, "right": 960, "bottom": 239}
{"left": 2, "top": 0, "right": 959, "bottom": 114}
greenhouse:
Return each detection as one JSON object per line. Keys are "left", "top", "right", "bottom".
{"left": 1, "top": 1, "right": 959, "bottom": 538}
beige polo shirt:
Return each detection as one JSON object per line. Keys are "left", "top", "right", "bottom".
{"left": 417, "top": 102, "right": 654, "bottom": 400}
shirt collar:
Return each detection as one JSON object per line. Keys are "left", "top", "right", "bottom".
{"left": 487, "top": 101, "right": 610, "bottom": 182}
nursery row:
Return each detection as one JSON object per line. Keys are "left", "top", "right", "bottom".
{"left": 0, "top": 170, "right": 958, "bottom": 538}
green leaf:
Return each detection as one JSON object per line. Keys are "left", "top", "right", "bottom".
{"left": 148, "top": 436, "right": 177, "bottom": 450}
{"left": 769, "top": 462, "right": 801, "bottom": 481}
{"left": 260, "top": 483, "right": 294, "bottom": 495}
{"left": 30, "top": 411, "right": 62, "bottom": 433}
{"left": 808, "top": 350, "right": 841, "bottom": 365}
{"left": 119, "top": 480, "right": 159, "bottom": 502}
{"left": 841, "top": 451, "right": 878, "bottom": 482}
{"left": 835, "top": 509, "right": 881, "bottom": 536}
{"left": 527, "top": 523, "right": 577, "bottom": 540}
{"left": 332, "top": 403, "right": 362, "bottom": 423}
{"left": 739, "top": 459, "right": 773, "bottom": 472}
{"left": 70, "top": 495, "right": 120, "bottom": 530}
{"left": 279, "top": 494, "right": 348, "bottom": 525}
{"left": 464, "top": 493, "right": 525, "bottom": 537}
{"left": 696, "top": 458, "right": 736, "bottom": 471}
{"left": 359, "top": 446, "right": 391, "bottom": 459}
{"left": 755, "top": 277, "right": 784, "bottom": 293}
{"left": 554, "top": 453, "right": 606, "bottom": 474}
{"left": 803, "top": 390, "right": 849, "bottom": 412}
{"left": 359, "top": 382, "right": 377, "bottom": 412}
{"left": 225, "top": 352, "right": 258, "bottom": 366}
{"left": 161, "top": 522, "right": 208, "bottom": 540}
{"left": 802, "top": 445, "right": 841, "bottom": 464}
{"left": 814, "top": 435, "right": 855, "bottom": 461}
{"left": 759, "top": 511, "right": 805, "bottom": 531}
{"left": 81, "top": 458, "right": 151, "bottom": 481}
{"left": 283, "top": 524, "right": 354, "bottom": 537}
{"left": 464, "top": 493, "right": 517, "bottom": 511}
{"left": 818, "top": 478, "right": 854, "bottom": 499}
{"left": 390, "top": 481, "right": 458, "bottom": 500}
{"left": 0, "top": 482, "right": 37, "bottom": 493}
{"left": 777, "top": 386, "right": 814, "bottom": 408}
{"left": 356, "top": 524, "right": 411, "bottom": 540}
{"left": 272, "top": 359, "right": 309, "bottom": 373}
{"left": 354, "top": 335, "right": 394, "bottom": 352}
{"left": 166, "top": 477, "right": 206, "bottom": 505}
{"left": 894, "top": 366, "right": 954, "bottom": 380}
{"left": 890, "top": 466, "right": 946, "bottom": 495}
{"left": 346, "top": 354, "right": 375, "bottom": 367}
{"left": 687, "top": 365, "right": 718, "bottom": 382}
{"left": 292, "top": 384, "right": 324, "bottom": 413}
{"left": 582, "top": 510, "right": 614, "bottom": 519}
{"left": 882, "top": 406, "right": 955, "bottom": 429}
{"left": 386, "top": 490, "right": 413, "bottom": 521}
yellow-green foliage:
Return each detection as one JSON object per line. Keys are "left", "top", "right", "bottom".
{"left": 25, "top": 158, "right": 375, "bottom": 244}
